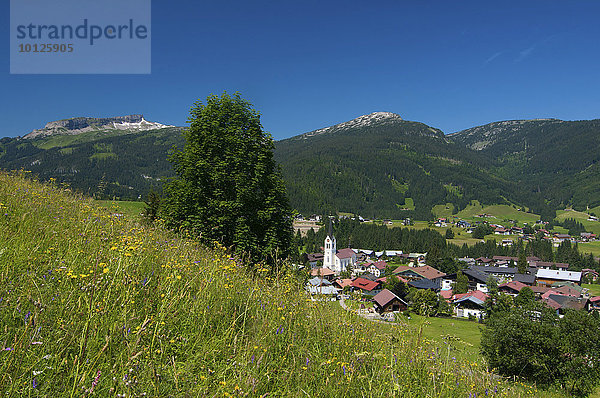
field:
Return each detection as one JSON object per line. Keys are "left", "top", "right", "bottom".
{"left": 454, "top": 202, "right": 540, "bottom": 226}
{"left": 556, "top": 209, "right": 600, "bottom": 235}
{"left": 2, "top": 170, "right": 542, "bottom": 397}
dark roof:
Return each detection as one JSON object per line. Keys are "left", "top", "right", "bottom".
{"left": 546, "top": 294, "right": 587, "bottom": 311}
{"left": 408, "top": 278, "right": 438, "bottom": 290}
{"left": 307, "top": 253, "right": 323, "bottom": 262}
{"left": 471, "top": 265, "right": 518, "bottom": 274}
{"left": 513, "top": 273, "right": 536, "bottom": 285}
{"left": 462, "top": 268, "right": 490, "bottom": 283}
{"left": 373, "top": 289, "right": 407, "bottom": 308}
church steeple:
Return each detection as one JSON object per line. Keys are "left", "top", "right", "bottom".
{"left": 323, "top": 216, "right": 337, "bottom": 270}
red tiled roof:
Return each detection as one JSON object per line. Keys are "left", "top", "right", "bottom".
{"left": 351, "top": 278, "right": 380, "bottom": 291}
{"left": 334, "top": 278, "right": 353, "bottom": 288}
{"left": 440, "top": 290, "right": 453, "bottom": 300}
{"left": 412, "top": 265, "right": 446, "bottom": 280}
{"left": 371, "top": 260, "right": 388, "bottom": 270}
{"left": 498, "top": 281, "right": 528, "bottom": 293}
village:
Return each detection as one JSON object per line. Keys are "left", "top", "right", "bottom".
{"left": 303, "top": 219, "right": 600, "bottom": 322}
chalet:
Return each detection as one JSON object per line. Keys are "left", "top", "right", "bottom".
{"left": 475, "top": 257, "right": 493, "bottom": 265}
{"left": 541, "top": 285, "right": 581, "bottom": 299}
{"left": 513, "top": 273, "right": 536, "bottom": 285}
{"left": 394, "top": 265, "right": 446, "bottom": 289}
{"left": 307, "top": 253, "right": 324, "bottom": 266}
{"left": 458, "top": 268, "right": 491, "bottom": 292}
{"left": 351, "top": 278, "right": 382, "bottom": 295}
{"left": 501, "top": 239, "right": 513, "bottom": 247}
{"left": 333, "top": 278, "right": 353, "bottom": 290}
{"left": 498, "top": 281, "right": 528, "bottom": 296}
{"left": 582, "top": 269, "right": 599, "bottom": 282}
{"left": 494, "top": 227, "right": 511, "bottom": 235}
{"left": 588, "top": 296, "right": 600, "bottom": 312}
{"left": 530, "top": 261, "right": 569, "bottom": 270}
{"left": 536, "top": 269, "right": 582, "bottom": 287}
{"left": 588, "top": 215, "right": 599, "bottom": 221}
{"left": 580, "top": 232, "right": 597, "bottom": 242}
{"left": 471, "top": 265, "right": 517, "bottom": 283}
{"left": 456, "top": 220, "right": 471, "bottom": 228}
{"left": 310, "top": 267, "right": 335, "bottom": 281}
{"left": 372, "top": 289, "right": 408, "bottom": 313}
{"left": 306, "top": 277, "right": 340, "bottom": 295}
{"left": 552, "top": 234, "right": 572, "bottom": 246}
{"left": 408, "top": 278, "right": 439, "bottom": 291}
{"left": 453, "top": 290, "right": 488, "bottom": 319}
{"left": 367, "top": 260, "right": 388, "bottom": 278}
{"left": 544, "top": 294, "right": 588, "bottom": 314}
{"left": 439, "top": 289, "right": 454, "bottom": 302}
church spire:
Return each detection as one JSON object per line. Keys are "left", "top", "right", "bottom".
{"left": 328, "top": 217, "right": 333, "bottom": 238}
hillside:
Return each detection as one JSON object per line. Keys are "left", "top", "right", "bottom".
{"left": 274, "top": 112, "right": 529, "bottom": 220}
{"left": 1, "top": 113, "right": 599, "bottom": 220}
{"left": 450, "top": 119, "right": 600, "bottom": 212}
{"left": 0, "top": 126, "right": 183, "bottom": 199}
{"left": 0, "top": 171, "right": 525, "bottom": 396}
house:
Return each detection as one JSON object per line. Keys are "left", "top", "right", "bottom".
{"left": 394, "top": 265, "right": 446, "bottom": 289}
{"left": 453, "top": 290, "right": 489, "bottom": 320}
{"left": 306, "top": 277, "right": 340, "bottom": 295}
{"left": 498, "top": 281, "right": 528, "bottom": 296}
{"left": 580, "top": 232, "right": 597, "bottom": 242}
{"left": 543, "top": 294, "right": 588, "bottom": 314}
{"left": 333, "top": 278, "right": 353, "bottom": 290}
{"left": 456, "top": 268, "right": 491, "bottom": 292}
{"left": 470, "top": 265, "right": 517, "bottom": 283}
{"left": 530, "top": 261, "right": 569, "bottom": 270}
{"left": 552, "top": 234, "right": 572, "bottom": 246}
{"left": 372, "top": 289, "right": 408, "bottom": 313}
{"left": 307, "top": 253, "right": 324, "bottom": 267}
{"left": 494, "top": 227, "right": 511, "bottom": 235}
{"left": 351, "top": 278, "right": 382, "bottom": 295}
{"left": 408, "top": 278, "right": 439, "bottom": 291}
{"left": 588, "top": 296, "right": 600, "bottom": 312}
{"left": 439, "top": 289, "right": 454, "bottom": 302}
{"left": 582, "top": 269, "right": 599, "bottom": 282}
{"left": 310, "top": 267, "right": 336, "bottom": 281}
{"left": 536, "top": 269, "right": 582, "bottom": 287}
{"left": 367, "top": 260, "right": 388, "bottom": 278}
{"left": 513, "top": 273, "right": 536, "bottom": 286}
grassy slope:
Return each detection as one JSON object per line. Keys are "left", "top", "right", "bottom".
{"left": 0, "top": 171, "right": 534, "bottom": 397}
{"left": 556, "top": 209, "right": 600, "bottom": 235}
{"left": 96, "top": 200, "right": 146, "bottom": 220}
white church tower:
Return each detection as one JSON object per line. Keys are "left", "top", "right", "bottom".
{"left": 323, "top": 218, "right": 337, "bottom": 270}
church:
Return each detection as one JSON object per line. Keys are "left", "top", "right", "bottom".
{"left": 323, "top": 220, "right": 357, "bottom": 274}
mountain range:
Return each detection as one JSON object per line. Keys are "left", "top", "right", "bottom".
{"left": 0, "top": 112, "right": 598, "bottom": 219}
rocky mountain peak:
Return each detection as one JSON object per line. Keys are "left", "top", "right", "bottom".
{"left": 23, "top": 115, "right": 173, "bottom": 139}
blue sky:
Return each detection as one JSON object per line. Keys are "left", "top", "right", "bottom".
{"left": 2, "top": 0, "right": 600, "bottom": 139}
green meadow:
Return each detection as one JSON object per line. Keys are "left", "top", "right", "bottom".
{"left": 0, "top": 171, "right": 543, "bottom": 397}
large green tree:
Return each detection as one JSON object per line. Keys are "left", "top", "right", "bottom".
{"left": 162, "top": 92, "right": 293, "bottom": 265}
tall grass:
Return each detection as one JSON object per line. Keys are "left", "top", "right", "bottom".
{"left": 0, "top": 170, "right": 536, "bottom": 397}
